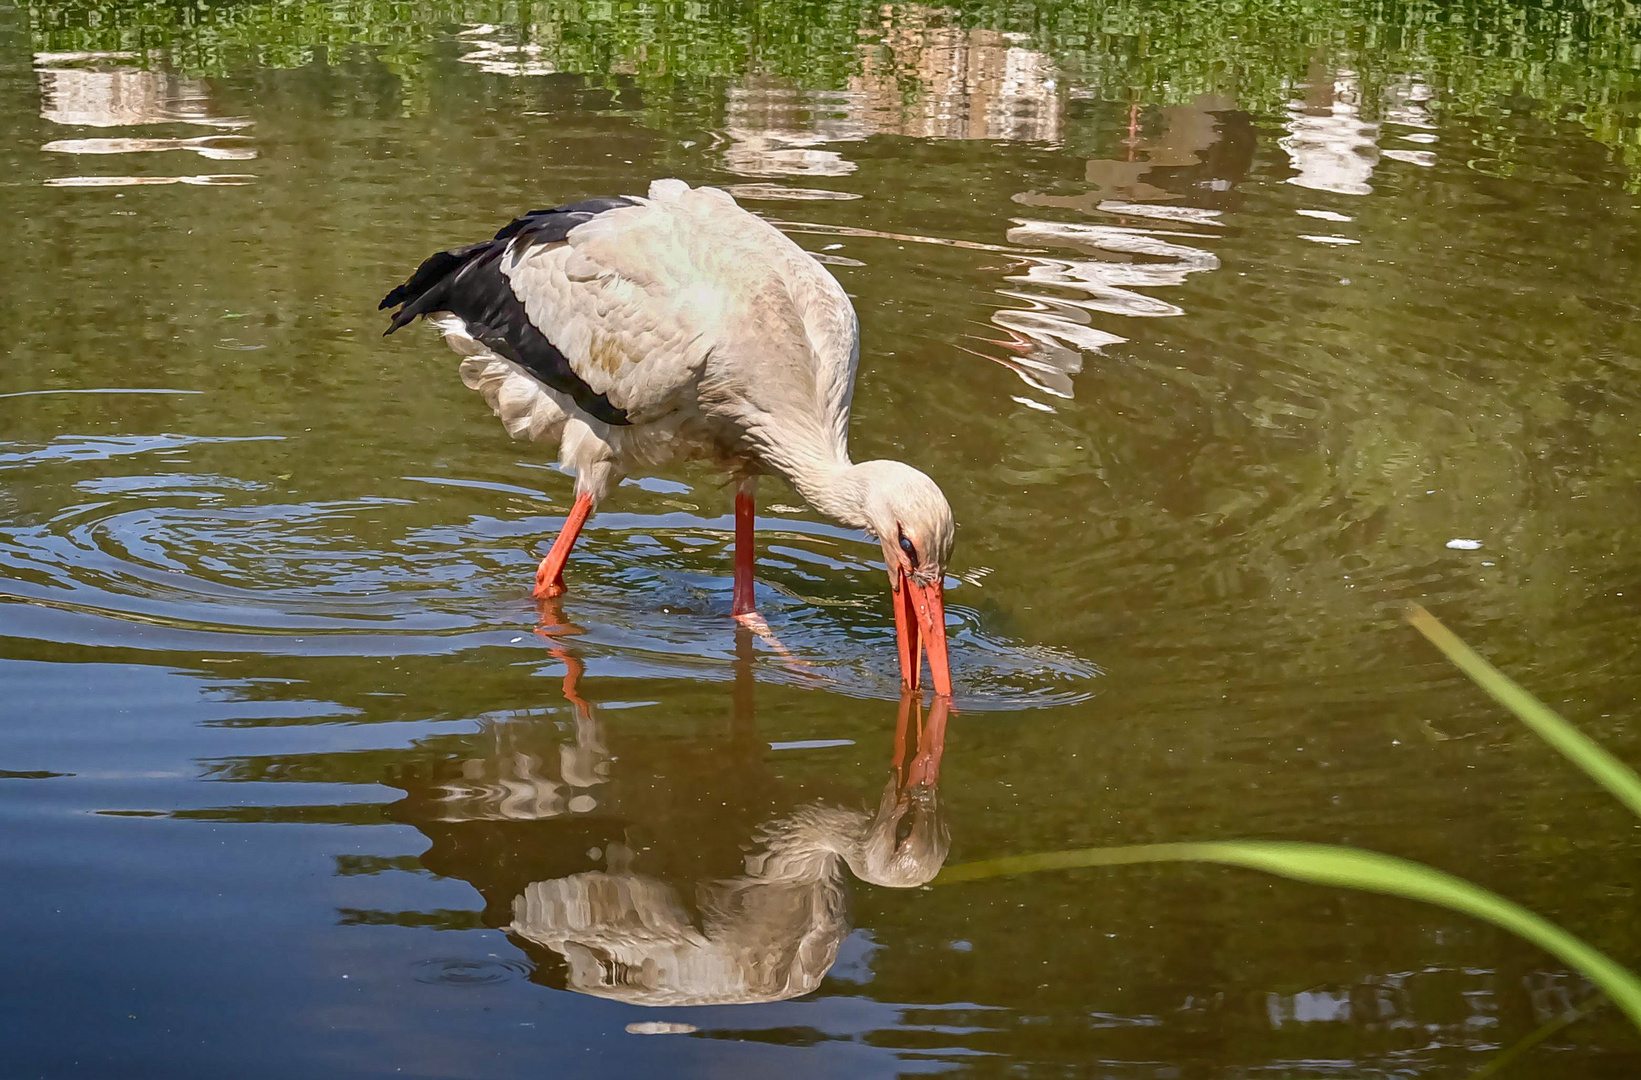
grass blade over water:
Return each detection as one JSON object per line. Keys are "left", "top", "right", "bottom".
{"left": 1406, "top": 603, "right": 1641, "bottom": 820}
{"left": 940, "top": 612, "right": 1641, "bottom": 1033}
{"left": 937, "top": 841, "right": 1641, "bottom": 1029}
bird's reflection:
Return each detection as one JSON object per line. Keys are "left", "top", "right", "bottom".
{"left": 385, "top": 602, "right": 950, "bottom": 1005}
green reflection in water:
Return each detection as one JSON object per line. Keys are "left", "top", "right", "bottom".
{"left": 27, "top": 0, "right": 1641, "bottom": 179}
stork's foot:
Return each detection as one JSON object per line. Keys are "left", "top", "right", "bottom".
{"left": 532, "top": 559, "right": 567, "bottom": 599}
{"left": 734, "top": 610, "right": 812, "bottom": 669}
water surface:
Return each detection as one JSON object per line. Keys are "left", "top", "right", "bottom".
{"left": 4, "top": 1, "right": 1641, "bottom": 1076}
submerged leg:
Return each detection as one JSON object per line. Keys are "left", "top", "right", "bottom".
{"left": 732, "top": 477, "right": 757, "bottom": 618}
{"left": 533, "top": 492, "right": 594, "bottom": 599}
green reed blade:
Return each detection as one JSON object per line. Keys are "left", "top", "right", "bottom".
{"left": 1406, "top": 604, "right": 1641, "bottom": 820}
{"left": 937, "top": 840, "right": 1641, "bottom": 1030}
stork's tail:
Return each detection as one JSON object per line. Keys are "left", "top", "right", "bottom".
{"left": 379, "top": 243, "right": 488, "bottom": 335}
{"left": 379, "top": 197, "right": 636, "bottom": 336}
{"left": 376, "top": 198, "right": 639, "bottom": 427}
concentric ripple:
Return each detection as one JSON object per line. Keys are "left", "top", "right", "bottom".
{"left": 411, "top": 957, "right": 532, "bottom": 986}
{"left": 0, "top": 440, "right": 1096, "bottom": 708}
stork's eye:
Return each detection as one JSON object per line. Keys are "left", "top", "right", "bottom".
{"left": 897, "top": 530, "right": 919, "bottom": 568}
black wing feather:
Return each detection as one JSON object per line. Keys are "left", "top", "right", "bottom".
{"left": 380, "top": 198, "right": 637, "bottom": 426}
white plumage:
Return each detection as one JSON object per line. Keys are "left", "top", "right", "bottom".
{"left": 382, "top": 179, "right": 955, "bottom": 694}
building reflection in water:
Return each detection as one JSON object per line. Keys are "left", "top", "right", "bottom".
{"left": 1281, "top": 67, "right": 1380, "bottom": 195}
{"left": 454, "top": 23, "right": 557, "bottom": 77}
{"left": 1023, "top": 94, "right": 1246, "bottom": 210}
{"left": 743, "top": 89, "right": 1253, "bottom": 404}
{"left": 1281, "top": 65, "right": 1441, "bottom": 190}
{"left": 721, "top": 5, "right": 1061, "bottom": 177}
{"left": 985, "top": 219, "right": 1222, "bottom": 401}
{"left": 723, "top": 81, "right": 871, "bottom": 177}
{"left": 386, "top": 606, "right": 950, "bottom": 1005}
{"left": 35, "top": 53, "right": 248, "bottom": 129}
{"left": 42, "top": 135, "right": 256, "bottom": 160}
{"left": 34, "top": 52, "right": 255, "bottom": 187}
{"left": 849, "top": 12, "right": 1060, "bottom": 142}
{"left": 1379, "top": 74, "right": 1439, "bottom": 168}
{"left": 985, "top": 96, "right": 1254, "bottom": 403}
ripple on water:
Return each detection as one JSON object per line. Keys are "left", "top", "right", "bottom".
{"left": 0, "top": 455, "right": 1097, "bottom": 710}
{"left": 411, "top": 957, "right": 532, "bottom": 987}
{"left": 0, "top": 433, "right": 280, "bottom": 470}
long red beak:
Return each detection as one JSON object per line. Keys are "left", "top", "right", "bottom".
{"left": 894, "top": 571, "right": 953, "bottom": 697}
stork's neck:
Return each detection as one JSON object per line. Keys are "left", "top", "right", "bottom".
{"left": 788, "top": 458, "right": 875, "bottom": 530}
{"left": 736, "top": 802, "right": 868, "bottom": 891}
{"left": 750, "top": 420, "right": 871, "bottom": 529}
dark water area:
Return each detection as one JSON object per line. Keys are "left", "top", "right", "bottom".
{"left": 3, "top": 0, "right": 1641, "bottom": 1075}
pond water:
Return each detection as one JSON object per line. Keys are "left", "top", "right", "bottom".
{"left": 3, "top": 1, "right": 1641, "bottom": 1076}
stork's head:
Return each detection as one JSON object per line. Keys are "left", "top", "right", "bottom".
{"left": 849, "top": 779, "right": 949, "bottom": 887}
{"left": 845, "top": 692, "right": 952, "bottom": 887}
{"left": 854, "top": 460, "right": 955, "bottom": 696}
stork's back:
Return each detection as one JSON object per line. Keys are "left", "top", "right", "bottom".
{"left": 380, "top": 199, "right": 635, "bottom": 425}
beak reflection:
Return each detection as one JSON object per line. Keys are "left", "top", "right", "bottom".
{"left": 387, "top": 615, "right": 953, "bottom": 1007}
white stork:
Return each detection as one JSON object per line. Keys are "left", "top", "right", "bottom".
{"left": 381, "top": 179, "right": 954, "bottom": 695}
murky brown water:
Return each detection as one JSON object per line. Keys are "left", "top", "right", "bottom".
{"left": 4, "top": 2, "right": 1641, "bottom": 1076}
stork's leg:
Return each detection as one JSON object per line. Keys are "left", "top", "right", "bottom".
{"left": 732, "top": 477, "right": 757, "bottom": 618}
{"left": 534, "top": 492, "right": 593, "bottom": 599}
{"left": 730, "top": 479, "right": 810, "bottom": 665}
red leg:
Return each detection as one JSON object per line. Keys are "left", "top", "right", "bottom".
{"left": 533, "top": 492, "right": 593, "bottom": 599}
{"left": 729, "top": 480, "right": 802, "bottom": 660}
{"left": 732, "top": 484, "right": 756, "bottom": 617}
